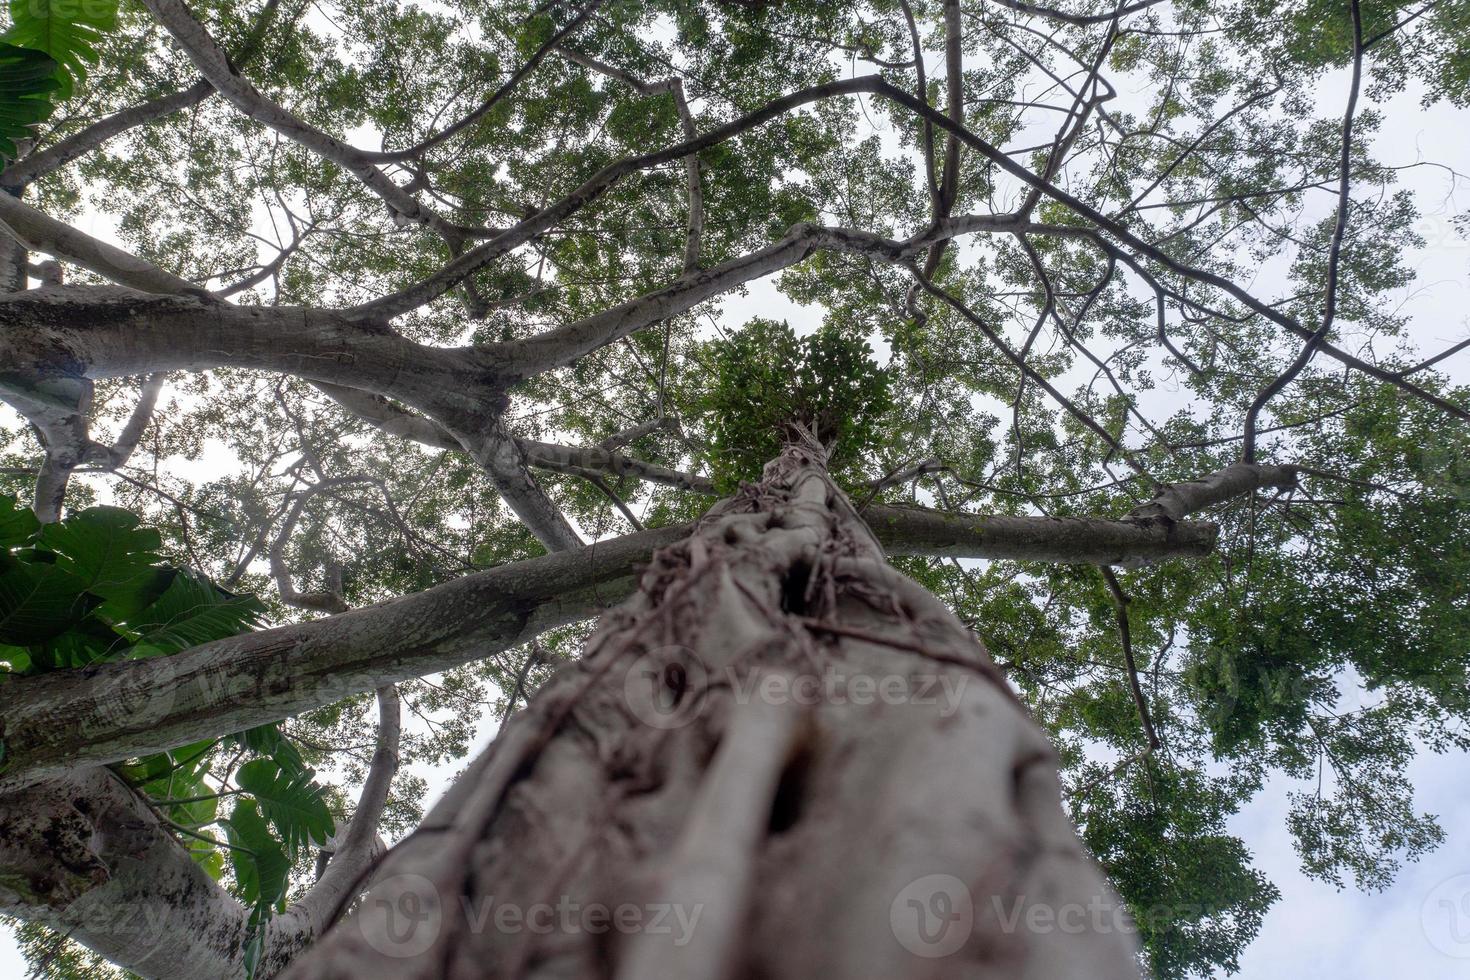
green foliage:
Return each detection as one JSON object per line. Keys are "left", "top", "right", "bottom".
{"left": 0, "top": 0, "right": 119, "bottom": 160}
{"left": 236, "top": 758, "right": 336, "bottom": 857}
{"left": 0, "top": 499, "right": 263, "bottom": 673}
{"left": 0, "top": 498, "right": 335, "bottom": 976}
{"left": 0, "top": 41, "right": 57, "bottom": 160}
{"left": 2, "top": 0, "right": 119, "bottom": 98}
{"left": 697, "top": 317, "right": 893, "bottom": 487}
{"left": 1074, "top": 765, "right": 1279, "bottom": 978}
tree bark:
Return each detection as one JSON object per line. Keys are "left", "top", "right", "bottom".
{"left": 0, "top": 504, "right": 1215, "bottom": 789}
{"left": 0, "top": 689, "right": 402, "bottom": 980}
{"left": 284, "top": 442, "right": 1140, "bottom": 979}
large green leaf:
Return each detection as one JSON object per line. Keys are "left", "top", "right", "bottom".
{"left": 40, "top": 505, "right": 163, "bottom": 600}
{"left": 0, "top": 41, "right": 57, "bottom": 160}
{"left": 122, "top": 568, "right": 265, "bottom": 655}
{"left": 235, "top": 758, "right": 335, "bottom": 858}
{"left": 2, "top": 0, "right": 119, "bottom": 99}
{"left": 0, "top": 496, "right": 39, "bottom": 549}
{"left": 222, "top": 798, "right": 291, "bottom": 913}
{"left": 0, "top": 554, "right": 96, "bottom": 644}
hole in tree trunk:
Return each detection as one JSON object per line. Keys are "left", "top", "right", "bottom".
{"left": 780, "top": 559, "right": 813, "bottom": 615}
{"left": 767, "top": 743, "right": 813, "bottom": 836}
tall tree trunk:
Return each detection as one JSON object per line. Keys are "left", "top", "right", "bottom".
{"left": 287, "top": 441, "right": 1141, "bottom": 979}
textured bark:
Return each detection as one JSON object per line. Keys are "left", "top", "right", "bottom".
{"left": 0, "top": 767, "right": 255, "bottom": 978}
{"left": 0, "top": 689, "right": 401, "bottom": 980}
{"left": 286, "top": 444, "right": 1140, "bottom": 979}
{"left": 0, "top": 505, "right": 1214, "bottom": 788}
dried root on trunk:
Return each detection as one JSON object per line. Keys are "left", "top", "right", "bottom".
{"left": 287, "top": 443, "right": 1141, "bottom": 980}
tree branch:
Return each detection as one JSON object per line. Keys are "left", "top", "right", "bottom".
{"left": 0, "top": 502, "right": 1228, "bottom": 787}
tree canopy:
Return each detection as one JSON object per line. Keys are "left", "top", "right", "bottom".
{"left": 0, "top": 0, "right": 1467, "bottom": 977}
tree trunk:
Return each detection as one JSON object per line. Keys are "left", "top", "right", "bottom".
{"left": 286, "top": 441, "right": 1141, "bottom": 979}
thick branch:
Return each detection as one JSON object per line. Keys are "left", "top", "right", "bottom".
{"left": 0, "top": 690, "right": 403, "bottom": 980}
{"left": 0, "top": 767, "right": 255, "bottom": 980}
{"left": 0, "top": 286, "right": 495, "bottom": 420}
{"left": 1128, "top": 462, "right": 1299, "bottom": 523}
{"left": 0, "top": 504, "right": 1221, "bottom": 786}
{"left": 0, "top": 194, "right": 205, "bottom": 295}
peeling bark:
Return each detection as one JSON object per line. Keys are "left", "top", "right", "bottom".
{"left": 285, "top": 443, "right": 1140, "bottom": 979}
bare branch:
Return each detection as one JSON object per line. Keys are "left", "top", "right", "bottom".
{"left": 290, "top": 686, "right": 401, "bottom": 934}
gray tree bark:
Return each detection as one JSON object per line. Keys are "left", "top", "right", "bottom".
{"left": 285, "top": 441, "right": 1141, "bottom": 979}
{"left": 0, "top": 501, "right": 1219, "bottom": 789}
{"left": 0, "top": 688, "right": 401, "bottom": 980}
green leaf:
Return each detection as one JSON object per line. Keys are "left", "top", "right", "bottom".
{"left": 156, "top": 768, "right": 219, "bottom": 830}
{"left": 2, "top": 0, "right": 119, "bottom": 99}
{"left": 122, "top": 568, "right": 265, "bottom": 655}
{"left": 235, "top": 758, "right": 335, "bottom": 858}
{"left": 40, "top": 505, "right": 163, "bottom": 601}
{"left": 0, "top": 41, "right": 57, "bottom": 160}
{"left": 0, "top": 553, "right": 96, "bottom": 644}
{"left": 230, "top": 723, "right": 309, "bottom": 776}
{"left": 121, "top": 736, "right": 217, "bottom": 791}
{"left": 223, "top": 798, "right": 291, "bottom": 912}
{"left": 0, "top": 496, "right": 39, "bottom": 549}
{"left": 197, "top": 844, "right": 225, "bottom": 881}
